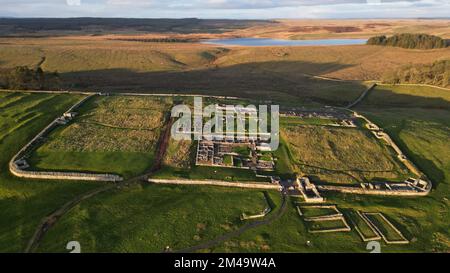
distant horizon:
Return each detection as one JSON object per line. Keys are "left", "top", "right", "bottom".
{"left": 1, "top": 17, "right": 449, "bottom": 20}
{"left": 1, "top": 1, "right": 450, "bottom": 19}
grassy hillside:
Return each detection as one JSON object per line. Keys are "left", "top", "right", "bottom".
{"left": 242, "top": 19, "right": 450, "bottom": 40}
{"left": 37, "top": 185, "right": 280, "bottom": 253}
{"left": 382, "top": 60, "right": 450, "bottom": 88}
{"left": 1, "top": 37, "right": 450, "bottom": 106}
{"left": 0, "top": 92, "right": 101, "bottom": 252}
{"left": 362, "top": 85, "right": 450, "bottom": 109}
{"left": 0, "top": 18, "right": 273, "bottom": 36}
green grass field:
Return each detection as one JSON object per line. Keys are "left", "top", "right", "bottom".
{"left": 154, "top": 165, "right": 269, "bottom": 182}
{"left": 37, "top": 184, "right": 280, "bottom": 253}
{"left": 347, "top": 210, "right": 380, "bottom": 240}
{"left": 1, "top": 83, "right": 449, "bottom": 253}
{"left": 362, "top": 85, "right": 450, "bottom": 109}
{"left": 28, "top": 95, "right": 171, "bottom": 178}
{"left": 282, "top": 124, "right": 409, "bottom": 184}
{"left": 0, "top": 92, "right": 101, "bottom": 253}
{"left": 281, "top": 116, "right": 338, "bottom": 126}
{"left": 305, "top": 219, "right": 349, "bottom": 233}
{"left": 29, "top": 151, "right": 153, "bottom": 178}
{"left": 364, "top": 213, "right": 407, "bottom": 242}
{"left": 209, "top": 90, "right": 449, "bottom": 252}
{"left": 298, "top": 206, "right": 339, "bottom": 219}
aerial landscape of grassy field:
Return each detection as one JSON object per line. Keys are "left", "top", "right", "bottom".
{"left": 0, "top": 92, "right": 101, "bottom": 252}
{"left": 0, "top": 15, "right": 449, "bottom": 256}
{"left": 28, "top": 95, "right": 171, "bottom": 178}
{"left": 282, "top": 124, "right": 409, "bottom": 184}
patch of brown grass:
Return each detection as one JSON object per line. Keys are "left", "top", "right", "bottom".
{"left": 282, "top": 125, "right": 407, "bottom": 183}
{"left": 163, "top": 139, "right": 192, "bottom": 168}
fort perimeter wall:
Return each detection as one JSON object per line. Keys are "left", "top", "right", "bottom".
{"left": 9, "top": 93, "right": 123, "bottom": 182}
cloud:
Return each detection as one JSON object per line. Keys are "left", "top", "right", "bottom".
{"left": 0, "top": 0, "right": 448, "bottom": 18}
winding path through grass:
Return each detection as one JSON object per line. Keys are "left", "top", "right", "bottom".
{"left": 24, "top": 116, "right": 175, "bottom": 253}
{"left": 175, "top": 191, "right": 288, "bottom": 253}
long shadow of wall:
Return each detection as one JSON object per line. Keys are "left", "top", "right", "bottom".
{"left": 358, "top": 86, "right": 450, "bottom": 110}
{"left": 60, "top": 60, "right": 366, "bottom": 107}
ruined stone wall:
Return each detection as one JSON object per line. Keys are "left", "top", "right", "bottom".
{"left": 9, "top": 165, "right": 123, "bottom": 182}
{"left": 354, "top": 111, "right": 427, "bottom": 179}
{"left": 9, "top": 94, "right": 123, "bottom": 182}
{"left": 317, "top": 185, "right": 430, "bottom": 197}
{"left": 148, "top": 178, "right": 281, "bottom": 190}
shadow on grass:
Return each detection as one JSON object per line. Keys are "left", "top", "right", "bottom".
{"left": 359, "top": 86, "right": 450, "bottom": 110}
{"left": 60, "top": 60, "right": 363, "bottom": 107}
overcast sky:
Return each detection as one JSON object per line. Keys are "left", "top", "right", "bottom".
{"left": 1, "top": 0, "right": 450, "bottom": 19}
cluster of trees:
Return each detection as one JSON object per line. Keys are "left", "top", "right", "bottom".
{"left": 367, "top": 33, "right": 448, "bottom": 49}
{"left": 0, "top": 66, "right": 60, "bottom": 90}
{"left": 382, "top": 60, "right": 450, "bottom": 88}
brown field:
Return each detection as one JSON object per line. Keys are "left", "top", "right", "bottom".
{"left": 233, "top": 19, "right": 450, "bottom": 40}
{"left": 282, "top": 125, "right": 409, "bottom": 184}
{"left": 1, "top": 34, "right": 450, "bottom": 107}
{"left": 1, "top": 19, "right": 449, "bottom": 108}
{"left": 42, "top": 95, "right": 171, "bottom": 153}
{"left": 163, "top": 139, "right": 193, "bottom": 169}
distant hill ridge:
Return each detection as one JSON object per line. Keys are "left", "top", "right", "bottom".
{"left": 0, "top": 18, "right": 274, "bottom": 36}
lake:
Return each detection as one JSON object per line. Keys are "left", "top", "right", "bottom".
{"left": 202, "top": 38, "right": 368, "bottom": 47}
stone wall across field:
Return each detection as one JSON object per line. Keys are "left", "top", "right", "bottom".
{"left": 9, "top": 94, "right": 124, "bottom": 182}
{"left": 10, "top": 164, "right": 123, "bottom": 182}
{"left": 148, "top": 178, "right": 281, "bottom": 190}
{"left": 317, "top": 185, "right": 430, "bottom": 197}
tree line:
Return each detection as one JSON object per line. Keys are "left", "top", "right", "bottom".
{"left": 0, "top": 66, "right": 60, "bottom": 90}
{"left": 382, "top": 60, "right": 450, "bottom": 88}
{"left": 367, "top": 33, "right": 448, "bottom": 49}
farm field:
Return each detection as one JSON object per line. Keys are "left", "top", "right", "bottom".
{"left": 28, "top": 95, "right": 171, "bottom": 178}
{"left": 0, "top": 92, "right": 101, "bottom": 252}
{"left": 281, "top": 123, "right": 409, "bottom": 184}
